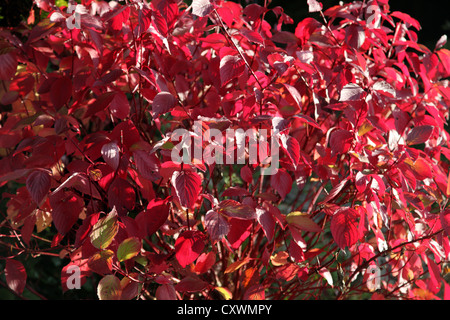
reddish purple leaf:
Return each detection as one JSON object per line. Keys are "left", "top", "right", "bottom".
{"left": 330, "top": 208, "right": 360, "bottom": 250}
{"left": 5, "top": 259, "right": 27, "bottom": 295}
{"left": 151, "top": 91, "right": 177, "bottom": 118}
{"left": 107, "top": 178, "right": 136, "bottom": 215}
{"left": 175, "top": 230, "right": 205, "bottom": 268}
{"left": 109, "top": 91, "right": 130, "bottom": 120}
{"left": 50, "top": 77, "right": 72, "bottom": 109}
{"left": 220, "top": 55, "right": 246, "bottom": 86}
{"left": 171, "top": 169, "right": 202, "bottom": 210}
{"left": 339, "top": 83, "right": 365, "bottom": 101}
{"left": 156, "top": 283, "right": 177, "bottom": 300}
{"left": 256, "top": 207, "right": 275, "bottom": 242}
{"left": 345, "top": 24, "right": 365, "bottom": 49}
{"left": 0, "top": 50, "right": 17, "bottom": 80}
{"left": 26, "top": 169, "right": 51, "bottom": 205}
{"left": 406, "top": 125, "right": 433, "bottom": 145}
{"left": 329, "top": 129, "right": 353, "bottom": 155}
{"left": 205, "top": 209, "right": 230, "bottom": 241}
{"left": 140, "top": 199, "right": 170, "bottom": 236}
{"left": 241, "top": 29, "right": 264, "bottom": 45}
{"left": 270, "top": 168, "right": 293, "bottom": 199}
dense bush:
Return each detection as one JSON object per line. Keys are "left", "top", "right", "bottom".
{"left": 1, "top": 0, "right": 450, "bottom": 300}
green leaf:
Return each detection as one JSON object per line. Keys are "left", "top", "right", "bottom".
{"left": 90, "top": 207, "right": 119, "bottom": 249}
{"left": 286, "top": 211, "right": 322, "bottom": 232}
{"left": 117, "top": 237, "right": 142, "bottom": 262}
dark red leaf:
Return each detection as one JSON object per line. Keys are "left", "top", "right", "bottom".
{"left": 175, "top": 275, "right": 208, "bottom": 292}
{"left": 49, "top": 190, "right": 84, "bottom": 235}
{"left": 109, "top": 91, "right": 130, "bottom": 120}
{"left": 406, "top": 125, "right": 433, "bottom": 145}
{"left": 107, "top": 178, "right": 136, "bottom": 215}
{"left": 50, "top": 77, "right": 72, "bottom": 109}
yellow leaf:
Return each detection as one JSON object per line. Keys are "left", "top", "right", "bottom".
{"left": 270, "top": 251, "right": 289, "bottom": 266}
{"left": 224, "top": 257, "right": 251, "bottom": 274}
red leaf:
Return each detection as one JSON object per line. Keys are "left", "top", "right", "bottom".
{"left": 194, "top": 251, "right": 216, "bottom": 274}
{"left": 151, "top": 91, "right": 177, "bottom": 118}
{"left": 270, "top": 168, "right": 292, "bottom": 199}
{"left": 50, "top": 77, "right": 72, "bottom": 109}
{"left": 330, "top": 208, "right": 360, "bottom": 250}
{"left": 175, "top": 230, "right": 205, "bottom": 268}
{"left": 109, "top": 91, "right": 130, "bottom": 120}
{"left": 26, "top": 169, "right": 51, "bottom": 205}
{"left": 49, "top": 190, "right": 84, "bottom": 235}
{"left": 440, "top": 209, "right": 450, "bottom": 237}
{"left": 133, "top": 149, "right": 161, "bottom": 181}
{"left": 192, "top": 0, "right": 214, "bottom": 17}
{"left": 391, "top": 11, "right": 421, "bottom": 30}
{"left": 171, "top": 169, "right": 202, "bottom": 210}
{"left": 156, "top": 283, "right": 177, "bottom": 300}
{"left": 220, "top": 55, "right": 246, "bottom": 86}
{"left": 227, "top": 218, "right": 252, "bottom": 249}
{"left": 101, "top": 141, "right": 120, "bottom": 171}
{"left": 329, "top": 129, "right": 353, "bottom": 155}
{"left": 141, "top": 199, "right": 169, "bottom": 236}
{"left": 5, "top": 259, "right": 27, "bottom": 295}
{"left": 345, "top": 24, "right": 365, "bottom": 49}
{"left": 205, "top": 209, "right": 229, "bottom": 241}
